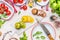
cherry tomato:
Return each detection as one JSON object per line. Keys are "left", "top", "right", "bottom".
{"left": 6, "top": 10, "right": 11, "bottom": 16}
{"left": 13, "top": 0, "right": 18, "bottom": 3}
{"left": 18, "top": 0, "right": 23, "bottom": 4}
{"left": 1, "top": 4, "right": 5, "bottom": 8}
{"left": 4, "top": 6, "right": 8, "bottom": 11}
{"left": 23, "top": 5, "right": 27, "bottom": 10}
{"left": 43, "top": 0, "right": 47, "bottom": 2}
{"left": 0, "top": 7, "right": 4, "bottom": 14}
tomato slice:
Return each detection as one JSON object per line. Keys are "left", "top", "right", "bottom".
{"left": 13, "top": 0, "right": 18, "bottom": 3}
{"left": 1, "top": 4, "right": 5, "bottom": 8}
{"left": 18, "top": 0, "right": 23, "bottom": 4}
{"left": 6, "top": 10, "right": 11, "bottom": 16}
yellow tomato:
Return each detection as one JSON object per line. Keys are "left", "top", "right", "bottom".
{"left": 22, "top": 16, "right": 34, "bottom": 23}
{"left": 22, "top": 16, "right": 28, "bottom": 22}
{"left": 37, "top": 0, "right": 41, "bottom": 2}
{"left": 27, "top": 16, "right": 34, "bottom": 23}
{"left": 28, "top": 2, "right": 33, "bottom": 7}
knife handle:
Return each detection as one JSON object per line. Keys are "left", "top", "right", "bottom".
{"left": 48, "top": 34, "right": 54, "bottom": 40}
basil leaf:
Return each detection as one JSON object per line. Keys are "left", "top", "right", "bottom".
{"left": 41, "top": 36, "right": 46, "bottom": 39}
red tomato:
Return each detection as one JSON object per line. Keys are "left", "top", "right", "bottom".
{"left": 18, "top": 0, "right": 23, "bottom": 4}
{"left": 23, "top": 5, "right": 27, "bottom": 10}
{"left": 0, "top": 7, "right": 4, "bottom": 14}
{"left": 4, "top": 6, "right": 8, "bottom": 11}
{"left": 6, "top": 10, "right": 11, "bottom": 16}
{"left": 13, "top": 0, "right": 18, "bottom": 3}
{"left": 43, "top": 0, "right": 47, "bottom": 2}
{"left": 1, "top": 4, "right": 5, "bottom": 8}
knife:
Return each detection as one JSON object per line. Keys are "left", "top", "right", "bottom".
{"left": 36, "top": 19, "right": 54, "bottom": 40}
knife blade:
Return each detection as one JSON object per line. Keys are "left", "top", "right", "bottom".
{"left": 36, "top": 18, "right": 54, "bottom": 40}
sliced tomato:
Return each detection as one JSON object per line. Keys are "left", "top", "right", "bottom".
{"left": 18, "top": 0, "right": 23, "bottom": 4}
{"left": 13, "top": 0, "right": 18, "bottom": 3}
{"left": 4, "top": 6, "right": 8, "bottom": 11}
{"left": 23, "top": 5, "right": 27, "bottom": 10}
{"left": 1, "top": 4, "right": 5, "bottom": 8}
{"left": 6, "top": 10, "right": 11, "bottom": 16}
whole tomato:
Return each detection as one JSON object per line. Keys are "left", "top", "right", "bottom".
{"left": 23, "top": 5, "right": 27, "bottom": 10}
{"left": 4, "top": 6, "right": 8, "bottom": 11}
{"left": 43, "top": 0, "right": 47, "bottom": 2}
{"left": 0, "top": 7, "right": 4, "bottom": 14}
{"left": 13, "top": 0, "right": 18, "bottom": 3}
{"left": 1, "top": 4, "right": 5, "bottom": 8}
{"left": 18, "top": 0, "right": 23, "bottom": 4}
{"left": 6, "top": 10, "right": 11, "bottom": 16}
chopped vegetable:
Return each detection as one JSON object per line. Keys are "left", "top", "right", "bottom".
{"left": 33, "top": 31, "right": 42, "bottom": 37}
{"left": 33, "top": 31, "right": 46, "bottom": 40}
{"left": 20, "top": 32, "right": 27, "bottom": 40}
{"left": 18, "top": 11, "right": 21, "bottom": 15}
{"left": 41, "top": 36, "right": 46, "bottom": 39}
{"left": 36, "top": 36, "right": 40, "bottom": 39}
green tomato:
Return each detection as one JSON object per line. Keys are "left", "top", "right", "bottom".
{"left": 15, "top": 22, "right": 21, "bottom": 29}
{"left": 20, "top": 21, "right": 26, "bottom": 29}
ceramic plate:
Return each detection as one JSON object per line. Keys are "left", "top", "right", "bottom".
{"left": 31, "top": 22, "right": 56, "bottom": 40}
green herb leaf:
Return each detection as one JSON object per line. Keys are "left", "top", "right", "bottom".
{"left": 40, "top": 36, "right": 46, "bottom": 39}
{"left": 33, "top": 31, "right": 42, "bottom": 37}
{"left": 36, "top": 36, "right": 40, "bottom": 39}
{"left": 18, "top": 11, "right": 21, "bottom": 15}
{"left": 2, "top": 13, "right": 7, "bottom": 18}
{"left": 20, "top": 32, "right": 27, "bottom": 40}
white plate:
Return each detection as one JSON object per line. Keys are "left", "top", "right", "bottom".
{"left": 31, "top": 22, "right": 56, "bottom": 40}
{"left": 0, "top": 1, "right": 14, "bottom": 21}
{"left": 36, "top": 0, "right": 49, "bottom": 6}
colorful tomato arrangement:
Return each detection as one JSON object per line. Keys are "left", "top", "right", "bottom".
{"left": 13, "top": 0, "right": 24, "bottom": 4}
{"left": 0, "top": 3, "right": 11, "bottom": 18}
